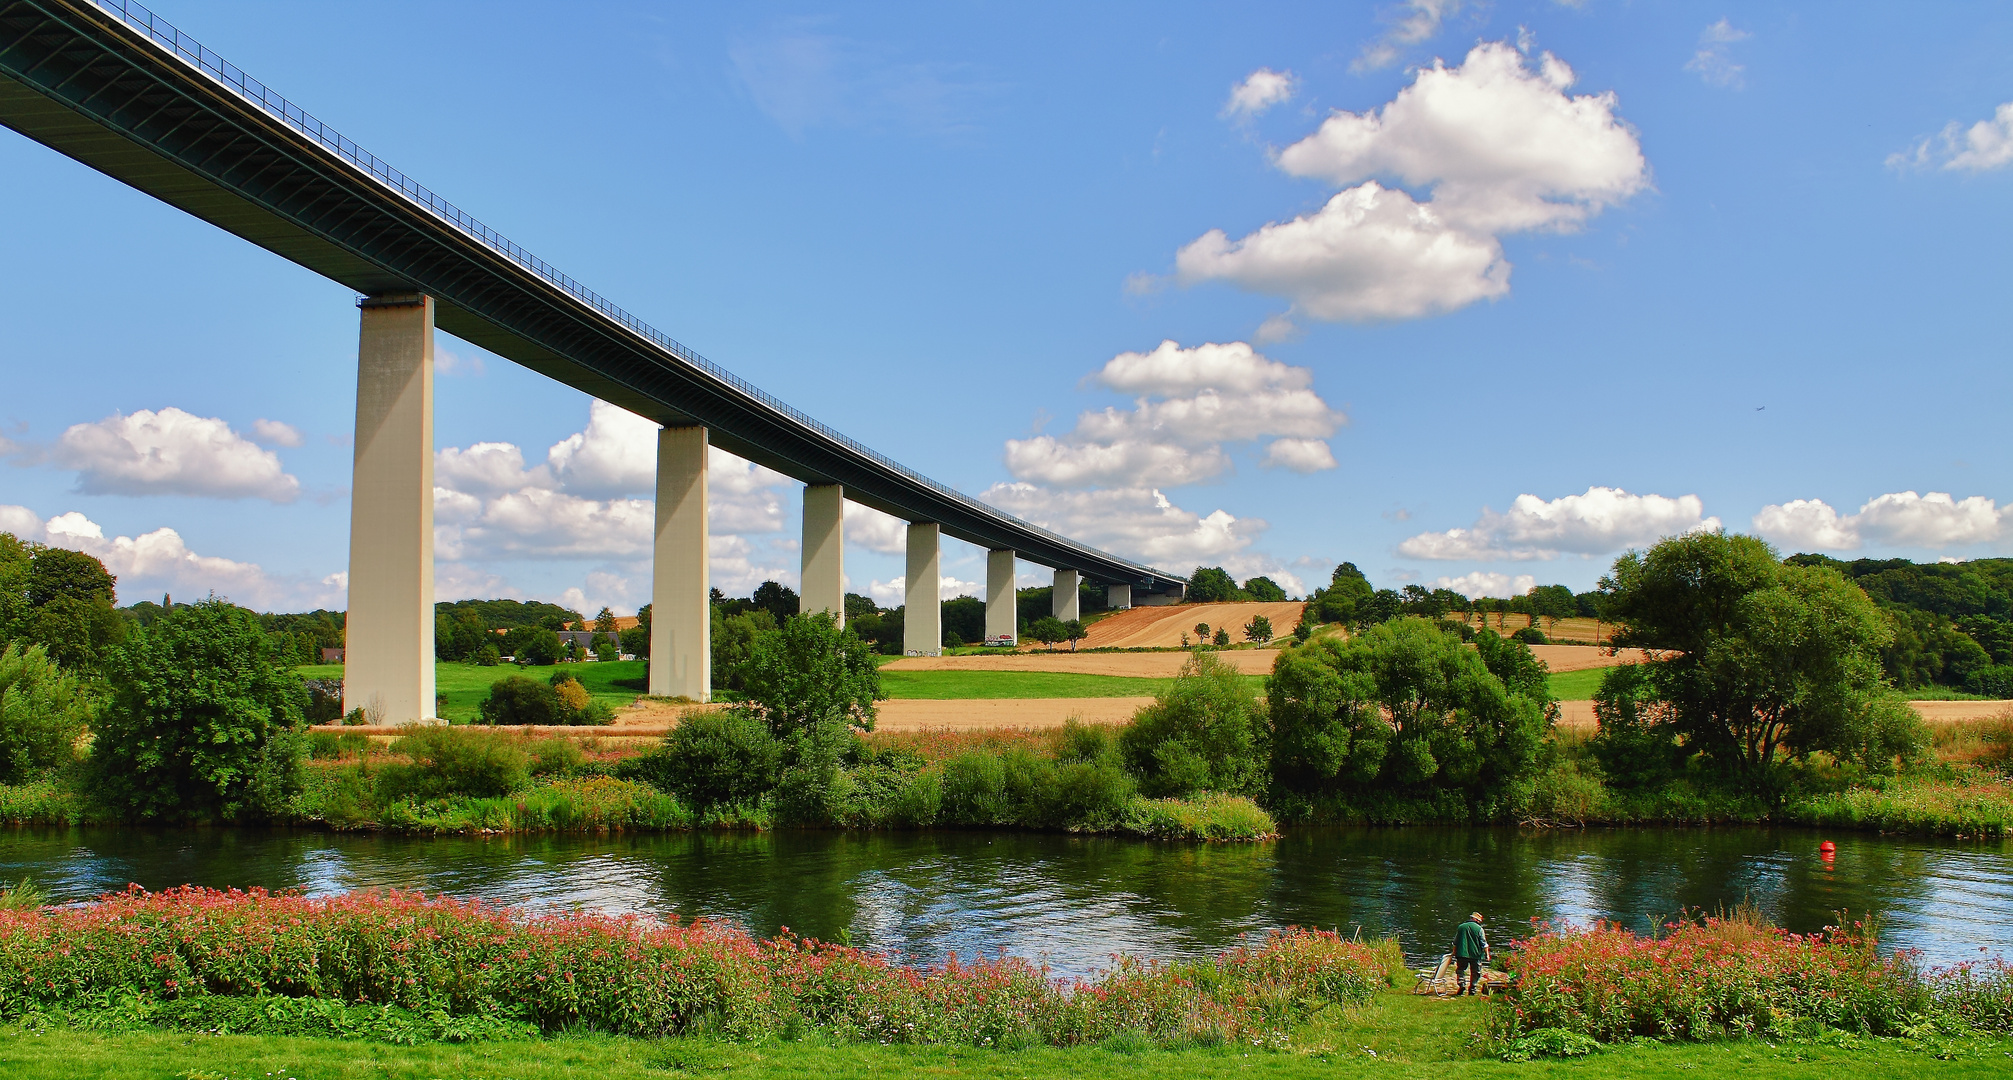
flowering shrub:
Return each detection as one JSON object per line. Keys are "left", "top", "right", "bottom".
{"left": 1928, "top": 959, "right": 2013, "bottom": 1033}
{"left": 0, "top": 888, "right": 1388, "bottom": 1045}
{"left": 1498, "top": 916, "right": 1929, "bottom": 1041}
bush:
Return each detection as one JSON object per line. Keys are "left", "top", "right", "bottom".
{"left": 1512, "top": 626, "right": 1548, "bottom": 645}
{"left": 475, "top": 644, "right": 501, "bottom": 667}
{"left": 1965, "top": 664, "right": 2013, "bottom": 699}
{"left": 376, "top": 727, "right": 530, "bottom": 801}
{"left": 476, "top": 675, "right": 606, "bottom": 726}
{"left": 528, "top": 737, "right": 585, "bottom": 776}
{"left": 622, "top": 711, "right": 781, "bottom": 810}
{"left": 0, "top": 643, "right": 89, "bottom": 783}
{"left": 89, "top": 598, "right": 307, "bottom": 822}
{"left": 1121, "top": 651, "right": 1266, "bottom": 799}
{"left": 1589, "top": 664, "right": 1682, "bottom": 790}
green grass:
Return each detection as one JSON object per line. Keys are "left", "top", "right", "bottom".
{"left": 3, "top": 994, "right": 2006, "bottom": 1079}
{"left": 1545, "top": 668, "right": 1606, "bottom": 701}
{"left": 295, "top": 661, "right": 647, "bottom": 722}
{"left": 879, "top": 669, "right": 1266, "bottom": 700}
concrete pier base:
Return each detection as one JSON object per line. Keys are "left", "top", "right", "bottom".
{"left": 1107, "top": 583, "right": 1131, "bottom": 610}
{"left": 801, "top": 483, "right": 844, "bottom": 625}
{"left": 649, "top": 425, "right": 710, "bottom": 701}
{"left": 1053, "top": 568, "right": 1080, "bottom": 622}
{"left": 905, "top": 522, "right": 941, "bottom": 656}
{"left": 344, "top": 294, "right": 436, "bottom": 726}
{"left": 986, "top": 549, "right": 1017, "bottom": 645}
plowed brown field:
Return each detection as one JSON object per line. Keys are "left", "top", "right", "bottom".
{"left": 884, "top": 650, "right": 1278, "bottom": 676}
{"left": 1073, "top": 601, "right": 1306, "bottom": 649}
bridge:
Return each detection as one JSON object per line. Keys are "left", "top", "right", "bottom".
{"left": 0, "top": 0, "right": 1187, "bottom": 722}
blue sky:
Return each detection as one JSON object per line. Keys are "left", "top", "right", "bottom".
{"left": 2, "top": 0, "right": 2010, "bottom": 615}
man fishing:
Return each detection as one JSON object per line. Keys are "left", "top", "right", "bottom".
{"left": 1452, "top": 912, "right": 1490, "bottom": 995}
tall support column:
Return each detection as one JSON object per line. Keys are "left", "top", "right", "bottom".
{"left": 801, "top": 483, "right": 844, "bottom": 625}
{"left": 345, "top": 294, "right": 436, "bottom": 726}
{"left": 904, "top": 522, "right": 941, "bottom": 656}
{"left": 985, "top": 549, "right": 1017, "bottom": 645}
{"left": 1107, "top": 584, "right": 1132, "bottom": 610}
{"left": 649, "top": 425, "right": 710, "bottom": 701}
{"left": 1053, "top": 568, "right": 1081, "bottom": 622}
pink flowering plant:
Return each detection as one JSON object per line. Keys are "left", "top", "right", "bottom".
{"left": 0, "top": 887, "right": 1392, "bottom": 1046}
{"left": 1494, "top": 911, "right": 2013, "bottom": 1043}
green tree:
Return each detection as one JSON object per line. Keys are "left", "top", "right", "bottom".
{"left": 620, "top": 603, "right": 651, "bottom": 659}
{"left": 1266, "top": 618, "right": 1548, "bottom": 813}
{"left": 506, "top": 626, "right": 563, "bottom": 666}
{"left": 1121, "top": 651, "right": 1266, "bottom": 797}
{"left": 750, "top": 580, "right": 800, "bottom": 623}
{"left": 1242, "top": 576, "right": 1287, "bottom": 602}
{"left": 1027, "top": 617, "right": 1066, "bottom": 650}
{"left": 0, "top": 643, "right": 90, "bottom": 783}
{"left": 712, "top": 607, "right": 778, "bottom": 692}
{"left": 0, "top": 534, "right": 29, "bottom": 645}
{"left": 1061, "top": 618, "right": 1088, "bottom": 651}
{"left": 1312, "top": 562, "right": 1374, "bottom": 624}
{"left": 1194, "top": 621, "right": 1212, "bottom": 640}
{"left": 593, "top": 607, "right": 617, "bottom": 635}
{"left": 1211, "top": 627, "right": 1231, "bottom": 647}
{"left": 89, "top": 599, "right": 306, "bottom": 821}
{"left": 739, "top": 613, "right": 883, "bottom": 740}
{"left": 0, "top": 542, "right": 125, "bottom": 672}
{"left": 1243, "top": 614, "right": 1274, "bottom": 644}
{"left": 1603, "top": 532, "right": 1923, "bottom": 777}
{"left": 1186, "top": 566, "right": 1244, "bottom": 603}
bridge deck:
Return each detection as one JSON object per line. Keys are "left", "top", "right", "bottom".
{"left": 0, "top": 0, "right": 1185, "bottom": 592}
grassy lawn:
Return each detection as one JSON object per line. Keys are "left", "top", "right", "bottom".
{"left": 295, "top": 661, "right": 647, "bottom": 722}
{"left": 1546, "top": 668, "right": 1606, "bottom": 701}
{"left": 2, "top": 994, "right": 2005, "bottom": 1079}
{"left": 879, "top": 669, "right": 1267, "bottom": 700}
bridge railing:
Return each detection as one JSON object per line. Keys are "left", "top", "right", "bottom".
{"left": 84, "top": 0, "right": 1173, "bottom": 586}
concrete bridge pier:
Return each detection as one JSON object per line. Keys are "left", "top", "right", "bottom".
{"left": 1107, "top": 583, "right": 1131, "bottom": 610}
{"left": 1053, "top": 568, "right": 1081, "bottom": 622}
{"left": 905, "top": 522, "right": 941, "bottom": 656}
{"left": 985, "top": 549, "right": 1017, "bottom": 645}
{"left": 649, "top": 425, "right": 710, "bottom": 700}
{"left": 801, "top": 484, "right": 844, "bottom": 625}
{"left": 344, "top": 293, "right": 437, "bottom": 726}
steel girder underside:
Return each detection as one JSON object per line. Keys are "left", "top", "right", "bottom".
{"left": 0, "top": 0, "right": 1184, "bottom": 594}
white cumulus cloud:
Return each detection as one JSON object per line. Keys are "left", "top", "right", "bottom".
{"left": 1399, "top": 486, "right": 1719, "bottom": 561}
{"left": 843, "top": 502, "right": 909, "bottom": 555}
{"left": 1005, "top": 340, "right": 1343, "bottom": 487}
{"left": 1891, "top": 102, "right": 2013, "bottom": 173}
{"left": 1753, "top": 491, "right": 2010, "bottom": 551}
{"left": 982, "top": 482, "right": 1265, "bottom": 570}
{"left": 54, "top": 407, "right": 300, "bottom": 501}
{"left": 251, "top": 419, "right": 303, "bottom": 448}
{"left": 1260, "top": 438, "right": 1339, "bottom": 473}
{"left": 1177, "top": 41, "right": 1647, "bottom": 323}
{"left": 1430, "top": 570, "right": 1538, "bottom": 599}
{"left": 1223, "top": 68, "right": 1297, "bottom": 118}
{"left": 2, "top": 505, "right": 340, "bottom": 611}
{"left": 1684, "top": 19, "right": 1750, "bottom": 90}
{"left": 546, "top": 400, "right": 660, "bottom": 498}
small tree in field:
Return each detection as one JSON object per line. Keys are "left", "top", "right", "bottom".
{"left": 1028, "top": 617, "right": 1067, "bottom": 651}
{"left": 1062, "top": 618, "right": 1088, "bottom": 651}
{"left": 1212, "top": 627, "right": 1231, "bottom": 647}
{"left": 1243, "top": 614, "right": 1274, "bottom": 644}
{"left": 1195, "top": 622, "right": 1211, "bottom": 641}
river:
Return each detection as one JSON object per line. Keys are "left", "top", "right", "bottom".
{"left": 2, "top": 826, "right": 2007, "bottom": 976}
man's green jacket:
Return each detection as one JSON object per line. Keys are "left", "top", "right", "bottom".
{"left": 1453, "top": 920, "right": 1488, "bottom": 960}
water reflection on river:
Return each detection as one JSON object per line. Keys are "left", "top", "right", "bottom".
{"left": 1, "top": 827, "right": 2007, "bottom": 976}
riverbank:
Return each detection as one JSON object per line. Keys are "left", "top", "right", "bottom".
{"left": 3, "top": 987, "right": 2009, "bottom": 1079}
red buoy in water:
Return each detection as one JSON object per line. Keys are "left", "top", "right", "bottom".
{"left": 1820, "top": 841, "right": 1836, "bottom": 853}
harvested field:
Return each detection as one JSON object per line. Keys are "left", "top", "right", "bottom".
{"left": 1071, "top": 601, "right": 1305, "bottom": 649}
{"left": 1552, "top": 698, "right": 2013, "bottom": 732}
{"left": 886, "top": 650, "right": 1278, "bottom": 677}
{"left": 1449, "top": 613, "right": 1614, "bottom": 644}
{"left": 873, "top": 697, "right": 1153, "bottom": 732}
{"left": 1528, "top": 645, "right": 1656, "bottom": 672}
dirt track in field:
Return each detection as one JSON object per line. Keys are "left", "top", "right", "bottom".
{"left": 1075, "top": 602, "right": 1306, "bottom": 649}
{"left": 1528, "top": 645, "right": 1658, "bottom": 672}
